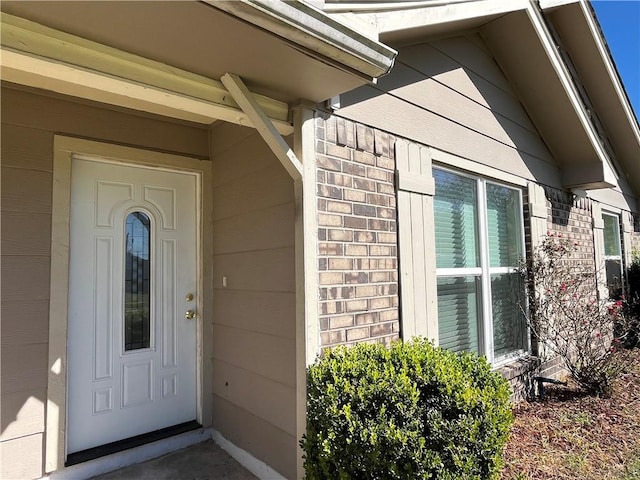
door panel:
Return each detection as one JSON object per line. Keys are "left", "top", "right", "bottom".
{"left": 67, "top": 157, "right": 198, "bottom": 454}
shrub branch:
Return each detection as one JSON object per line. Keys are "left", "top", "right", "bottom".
{"left": 518, "top": 234, "right": 635, "bottom": 396}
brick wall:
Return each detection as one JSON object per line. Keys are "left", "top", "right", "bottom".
{"left": 315, "top": 113, "right": 400, "bottom": 348}
{"left": 545, "top": 186, "right": 596, "bottom": 269}
{"left": 499, "top": 356, "right": 566, "bottom": 401}
{"left": 312, "top": 116, "right": 639, "bottom": 401}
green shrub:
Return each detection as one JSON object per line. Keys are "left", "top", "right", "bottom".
{"left": 301, "top": 338, "right": 513, "bottom": 479}
{"left": 623, "top": 256, "right": 640, "bottom": 348}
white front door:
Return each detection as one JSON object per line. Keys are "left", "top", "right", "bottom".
{"left": 67, "top": 156, "right": 199, "bottom": 454}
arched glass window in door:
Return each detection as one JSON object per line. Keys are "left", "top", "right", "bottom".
{"left": 124, "top": 212, "right": 151, "bottom": 351}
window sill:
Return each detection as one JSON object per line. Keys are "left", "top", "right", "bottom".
{"left": 494, "top": 354, "right": 541, "bottom": 381}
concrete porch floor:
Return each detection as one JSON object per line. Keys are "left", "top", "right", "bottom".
{"left": 89, "top": 440, "right": 257, "bottom": 480}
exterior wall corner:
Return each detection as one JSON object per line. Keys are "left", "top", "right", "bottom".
{"left": 314, "top": 113, "right": 400, "bottom": 349}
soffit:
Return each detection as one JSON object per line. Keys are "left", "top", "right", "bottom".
{"left": 481, "top": 8, "right": 634, "bottom": 190}
{"left": 480, "top": 10, "right": 593, "bottom": 166}
{"left": 328, "top": 0, "right": 528, "bottom": 46}
{"left": 544, "top": 1, "right": 640, "bottom": 194}
{"left": 379, "top": 15, "right": 500, "bottom": 46}
{"left": 0, "top": 0, "right": 366, "bottom": 104}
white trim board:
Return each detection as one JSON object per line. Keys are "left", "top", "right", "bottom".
{"left": 211, "top": 430, "right": 287, "bottom": 480}
{"left": 429, "top": 147, "right": 528, "bottom": 187}
{"left": 292, "top": 104, "right": 320, "bottom": 478}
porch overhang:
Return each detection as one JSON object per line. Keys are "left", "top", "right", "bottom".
{"left": 333, "top": 0, "right": 639, "bottom": 193}
{"left": 0, "top": 1, "right": 396, "bottom": 134}
{"left": 0, "top": 12, "right": 293, "bottom": 135}
{"left": 207, "top": 0, "right": 396, "bottom": 80}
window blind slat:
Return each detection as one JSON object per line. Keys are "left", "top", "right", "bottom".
{"left": 486, "top": 183, "right": 522, "bottom": 268}
{"left": 434, "top": 168, "right": 526, "bottom": 360}
{"left": 434, "top": 170, "right": 479, "bottom": 269}
{"left": 437, "top": 276, "right": 480, "bottom": 353}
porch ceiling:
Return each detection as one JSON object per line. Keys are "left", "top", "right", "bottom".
{"left": 0, "top": 0, "right": 394, "bottom": 106}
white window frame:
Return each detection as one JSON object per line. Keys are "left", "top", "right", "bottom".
{"left": 434, "top": 166, "right": 528, "bottom": 365}
{"left": 602, "top": 211, "right": 624, "bottom": 298}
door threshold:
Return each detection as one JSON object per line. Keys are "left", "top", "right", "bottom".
{"left": 66, "top": 421, "right": 202, "bottom": 466}
{"left": 46, "top": 426, "right": 210, "bottom": 480}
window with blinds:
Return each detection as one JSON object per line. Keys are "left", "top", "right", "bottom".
{"left": 603, "top": 212, "right": 623, "bottom": 299}
{"left": 434, "top": 168, "right": 527, "bottom": 362}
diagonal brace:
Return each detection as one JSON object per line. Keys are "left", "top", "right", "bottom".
{"left": 221, "top": 73, "right": 303, "bottom": 180}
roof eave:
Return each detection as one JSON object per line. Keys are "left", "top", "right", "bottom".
{"left": 482, "top": 4, "right": 622, "bottom": 191}
{"left": 329, "top": 0, "right": 530, "bottom": 45}
{"left": 541, "top": 0, "right": 640, "bottom": 194}
{"left": 206, "top": 0, "right": 397, "bottom": 79}
{"left": 330, "top": 0, "right": 639, "bottom": 193}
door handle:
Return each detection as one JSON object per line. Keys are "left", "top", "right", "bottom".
{"left": 185, "top": 309, "right": 197, "bottom": 320}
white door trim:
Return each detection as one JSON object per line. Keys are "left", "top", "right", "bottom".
{"left": 46, "top": 136, "right": 213, "bottom": 473}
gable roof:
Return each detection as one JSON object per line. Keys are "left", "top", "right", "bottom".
{"left": 324, "top": 0, "right": 640, "bottom": 194}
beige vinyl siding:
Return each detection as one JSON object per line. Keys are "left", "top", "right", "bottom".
{"left": 210, "top": 122, "right": 297, "bottom": 479}
{"left": 212, "top": 395, "right": 297, "bottom": 474}
{"left": 1, "top": 115, "right": 54, "bottom": 479}
{"left": 382, "top": 62, "right": 549, "bottom": 159}
{"left": 2, "top": 86, "right": 209, "bottom": 158}
{"left": 339, "top": 34, "right": 562, "bottom": 188}
{"left": 587, "top": 176, "right": 640, "bottom": 213}
{"left": 0, "top": 85, "right": 209, "bottom": 480}
{"left": 0, "top": 433, "right": 44, "bottom": 480}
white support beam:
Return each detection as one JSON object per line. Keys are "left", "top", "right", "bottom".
{"left": 221, "top": 73, "right": 303, "bottom": 180}
{"left": 291, "top": 102, "right": 319, "bottom": 480}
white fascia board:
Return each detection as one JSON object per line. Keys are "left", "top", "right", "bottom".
{"left": 339, "top": 0, "right": 530, "bottom": 37}
{"left": 0, "top": 49, "right": 292, "bottom": 134}
{"left": 538, "top": 0, "right": 580, "bottom": 9}
{"left": 323, "top": 0, "right": 472, "bottom": 14}
{"left": 204, "top": 0, "right": 397, "bottom": 79}
{"left": 0, "top": 12, "right": 293, "bottom": 135}
{"left": 524, "top": 2, "right": 617, "bottom": 183}
{"left": 576, "top": 1, "right": 640, "bottom": 144}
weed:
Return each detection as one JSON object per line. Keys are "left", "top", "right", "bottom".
{"left": 622, "top": 455, "right": 640, "bottom": 479}
{"left": 559, "top": 411, "right": 592, "bottom": 427}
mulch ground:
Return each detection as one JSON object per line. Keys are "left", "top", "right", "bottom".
{"left": 501, "top": 349, "right": 640, "bottom": 480}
